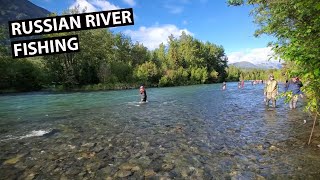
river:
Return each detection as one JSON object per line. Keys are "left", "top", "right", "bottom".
{"left": 1, "top": 82, "right": 320, "bottom": 179}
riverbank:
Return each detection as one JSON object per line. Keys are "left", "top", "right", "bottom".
{"left": 0, "top": 80, "right": 288, "bottom": 95}
{"left": 0, "top": 83, "right": 155, "bottom": 94}
{"left": 0, "top": 81, "right": 217, "bottom": 94}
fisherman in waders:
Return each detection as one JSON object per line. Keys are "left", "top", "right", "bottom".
{"left": 264, "top": 74, "right": 278, "bottom": 108}
{"left": 139, "top": 85, "right": 147, "bottom": 103}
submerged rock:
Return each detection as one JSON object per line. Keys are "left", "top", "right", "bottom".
{"left": 144, "top": 169, "right": 156, "bottom": 177}
{"left": 80, "top": 151, "right": 96, "bottom": 159}
{"left": 116, "top": 170, "right": 132, "bottom": 178}
{"left": 3, "top": 154, "right": 25, "bottom": 165}
{"left": 119, "top": 163, "right": 140, "bottom": 172}
{"left": 162, "top": 163, "right": 175, "bottom": 171}
{"left": 93, "top": 145, "right": 104, "bottom": 153}
{"left": 81, "top": 142, "right": 96, "bottom": 148}
{"left": 132, "top": 166, "right": 141, "bottom": 172}
{"left": 269, "top": 145, "right": 281, "bottom": 151}
{"left": 256, "top": 174, "right": 266, "bottom": 180}
{"left": 43, "top": 129, "right": 61, "bottom": 138}
{"left": 25, "top": 172, "right": 37, "bottom": 180}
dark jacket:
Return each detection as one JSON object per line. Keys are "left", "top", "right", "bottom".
{"left": 141, "top": 90, "right": 147, "bottom": 101}
{"left": 285, "top": 80, "right": 303, "bottom": 95}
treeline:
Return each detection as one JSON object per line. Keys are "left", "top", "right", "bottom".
{"left": 0, "top": 10, "right": 230, "bottom": 92}
{"left": 43, "top": 28, "right": 229, "bottom": 89}
{"left": 226, "top": 65, "right": 285, "bottom": 82}
{"left": 0, "top": 22, "right": 282, "bottom": 93}
{"left": 0, "top": 8, "right": 283, "bottom": 93}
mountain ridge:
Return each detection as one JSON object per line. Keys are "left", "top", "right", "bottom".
{"left": 229, "top": 61, "right": 282, "bottom": 69}
{"left": 0, "top": 0, "right": 51, "bottom": 25}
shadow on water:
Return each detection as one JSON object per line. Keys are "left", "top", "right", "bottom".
{"left": 0, "top": 82, "right": 320, "bottom": 179}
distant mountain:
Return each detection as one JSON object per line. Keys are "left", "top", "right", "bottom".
{"left": 255, "top": 62, "right": 282, "bottom": 69}
{"left": 229, "top": 61, "right": 282, "bottom": 69}
{"left": 0, "top": 0, "right": 50, "bottom": 25}
{"left": 230, "top": 61, "right": 257, "bottom": 69}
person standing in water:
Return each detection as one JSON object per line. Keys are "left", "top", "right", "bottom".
{"left": 222, "top": 82, "right": 226, "bottom": 90}
{"left": 241, "top": 80, "right": 245, "bottom": 88}
{"left": 285, "top": 76, "right": 303, "bottom": 109}
{"left": 139, "top": 85, "right": 147, "bottom": 102}
{"left": 264, "top": 74, "right": 278, "bottom": 107}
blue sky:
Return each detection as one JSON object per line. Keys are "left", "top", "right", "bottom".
{"left": 29, "top": 0, "right": 279, "bottom": 65}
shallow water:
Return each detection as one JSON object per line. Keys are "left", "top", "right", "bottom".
{"left": 1, "top": 82, "right": 320, "bottom": 179}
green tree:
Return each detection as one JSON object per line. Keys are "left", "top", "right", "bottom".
{"left": 134, "top": 61, "right": 160, "bottom": 85}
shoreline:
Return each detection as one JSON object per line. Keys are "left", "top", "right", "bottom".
{"left": 0, "top": 80, "right": 288, "bottom": 95}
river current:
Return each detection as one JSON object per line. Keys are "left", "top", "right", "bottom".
{"left": 1, "top": 82, "right": 320, "bottom": 179}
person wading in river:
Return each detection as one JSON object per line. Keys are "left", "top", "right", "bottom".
{"left": 285, "top": 76, "right": 304, "bottom": 109}
{"left": 222, "top": 82, "right": 227, "bottom": 90}
{"left": 139, "top": 85, "right": 147, "bottom": 103}
{"left": 264, "top": 74, "right": 278, "bottom": 108}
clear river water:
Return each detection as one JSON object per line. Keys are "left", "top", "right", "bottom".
{"left": 1, "top": 82, "right": 320, "bottom": 179}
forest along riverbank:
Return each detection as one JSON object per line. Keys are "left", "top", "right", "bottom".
{"left": 0, "top": 82, "right": 320, "bottom": 179}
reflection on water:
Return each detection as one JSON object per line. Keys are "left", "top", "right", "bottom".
{"left": 0, "top": 82, "right": 320, "bottom": 179}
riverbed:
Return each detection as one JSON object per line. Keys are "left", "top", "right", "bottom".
{"left": 1, "top": 82, "right": 320, "bottom": 179}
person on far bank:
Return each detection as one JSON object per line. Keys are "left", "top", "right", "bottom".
{"left": 264, "top": 74, "right": 278, "bottom": 108}
{"left": 285, "top": 76, "right": 303, "bottom": 109}
{"left": 139, "top": 85, "right": 147, "bottom": 103}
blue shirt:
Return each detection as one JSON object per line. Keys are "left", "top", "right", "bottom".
{"left": 285, "top": 81, "right": 303, "bottom": 95}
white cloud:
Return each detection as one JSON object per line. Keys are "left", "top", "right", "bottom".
{"left": 70, "top": 0, "right": 120, "bottom": 12}
{"left": 122, "top": 0, "right": 136, "bottom": 6}
{"left": 227, "top": 47, "right": 282, "bottom": 65}
{"left": 91, "top": 0, "right": 120, "bottom": 10}
{"left": 124, "top": 24, "right": 194, "bottom": 50}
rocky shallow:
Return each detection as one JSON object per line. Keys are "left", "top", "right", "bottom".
{"left": 1, "top": 117, "right": 320, "bottom": 180}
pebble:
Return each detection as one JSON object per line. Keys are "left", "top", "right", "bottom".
{"left": 25, "top": 173, "right": 37, "bottom": 180}
{"left": 116, "top": 170, "right": 132, "bottom": 178}
{"left": 132, "top": 166, "right": 141, "bottom": 172}
{"left": 119, "top": 163, "right": 139, "bottom": 171}
{"left": 257, "top": 145, "right": 264, "bottom": 151}
{"left": 68, "top": 145, "right": 76, "bottom": 149}
{"left": 81, "top": 143, "right": 96, "bottom": 148}
{"left": 256, "top": 174, "right": 266, "bottom": 180}
{"left": 144, "top": 169, "right": 156, "bottom": 177}
{"left": 93, "top": 146, "right": 104, "bottom": 153}
{"left": 162, "top": 163, "right": 175, "bottom": 171}
{"left": 269, "top": 145, "right": 280, "bottom": 151}
{"left": 3, "top": 154, "right": 24, "bottom": 165}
